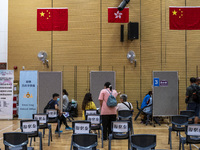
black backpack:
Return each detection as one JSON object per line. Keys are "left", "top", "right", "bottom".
{"left": 191, "top": 85, "right": 200, "bottom": 103}
{"left": 43, "top": 100, "right": 53, "bottom": 113}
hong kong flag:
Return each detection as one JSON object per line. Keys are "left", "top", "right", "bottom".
{"left": 108, "top": 7, "right": 129, "bottom": 23}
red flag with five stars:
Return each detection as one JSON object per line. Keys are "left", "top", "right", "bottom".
{"left": 108, "top": 7, "right": 129, "bottom": 23}
{"left": 37, "top": 8, "right": 68, "bottom": 31}
{"left": 170, "top": 6, "right": 200, "bottom": 30}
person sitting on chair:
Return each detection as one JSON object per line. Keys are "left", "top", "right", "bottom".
{"left": 141, "top": 91, "right": 152, "bottom": 109}
{"left": 117, "top": 94, "right": 133, "bottom": 111}
{"left": 82, "top": 93, "right": 97, "bottom": 120}
{"left": 46, "top": 93, "right": 72, "bottom": 133}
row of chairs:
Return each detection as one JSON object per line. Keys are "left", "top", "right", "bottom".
{"left": 70, "top": 120, "right": 157, "bottom": 150}
{"left": 168, "top": 110, "right": 199, "bottom": 150}
{"left": 4, "top": 109, "right": 62, "bottom": 150}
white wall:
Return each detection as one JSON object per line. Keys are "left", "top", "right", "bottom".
{"left": 0, "top": 0, "right": 8, "bottom": 63}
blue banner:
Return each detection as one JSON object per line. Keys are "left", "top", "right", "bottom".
{"left": 19, "top": 71, "right": 37, "bottom": 119}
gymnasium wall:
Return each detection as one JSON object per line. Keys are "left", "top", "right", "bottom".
{"left": 8, "top": 0, "right": 200, "bottom": 115}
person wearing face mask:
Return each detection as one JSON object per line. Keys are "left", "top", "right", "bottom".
{"left": 47, "top": 93, "right": 72, "bottom": 133}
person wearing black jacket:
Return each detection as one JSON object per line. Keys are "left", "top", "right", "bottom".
{"left": 185, "top": 77, "right": 200, "bottom": 124}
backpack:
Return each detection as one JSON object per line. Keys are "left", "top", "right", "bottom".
{"left": 106, "top": 90, "right": 117, "bottom": 107}
{"left": 191, "top": 85, "right": 200, "bottom": 103}
{"left": 43, "top": 100, "right": 53, "bottom": 113}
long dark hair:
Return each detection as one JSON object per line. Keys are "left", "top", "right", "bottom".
{"left": 146, "top": 91, "right": 152, "bottom": 96}
{"left": 82, "top": 93, "right": 93, "bottom": 110}
{"left": 104, "top": 82, "right": 112, "bottom": 91}
{"left": 63, "top": 89, "right": 68, "bottom": 96}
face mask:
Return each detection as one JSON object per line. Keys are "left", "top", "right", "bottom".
{"left": 57, "top": 98, "right": 60, "bottom": 102}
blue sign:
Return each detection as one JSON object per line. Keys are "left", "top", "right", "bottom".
{"left": 153, "top": 78, "right": 160, "bottom": 87}
{"left": 19, "top": 71, "right": 38, "bottom": 119}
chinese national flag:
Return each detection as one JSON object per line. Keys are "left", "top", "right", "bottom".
{"left": 37, "top": 8, "right": 68, "bottom": 31}
{"left": 170, "top": 7, "right": 200, "bottom": 30}
{"left": 108, "top": 7, "right": 129, "bottom": 23}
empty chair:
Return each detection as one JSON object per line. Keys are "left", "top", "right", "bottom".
{"left": 70, "top": 133, "right": 98, "bottom": 150}
{"left": 108, "top": 120, "right": 131, "bottom": 150}
{"left": 86, "top": 114, "right": 103, "bottom": 148}
{"left": 118, "top": 110, "right": 134, "bottom": 134}
{"left": 20, "top": 120, "right": 42, "bottom": 150}
{"left": 72, "top": 120, "right": 91, "bottom": 134}
{"left": 46, "top": 109, "right": 61, "bottom": 137}
{"left": 33, "top": 113, "right": 52, "bottom": 146}
{"left": 134, "top": 100, "right": 141, "bottom": 121}
{"left": 71, "top": 120, "right": 92, "bottom": 150}
{"left": 130, "top": 134, "right": 156, "bottom": 150}
{"left": 179, "top": 124, "right": 200, "bottom": 150}
{"left": 180, "top": 110, "right": 195, "bottom": 124}
{"left": 3, "top": 132, "right": 34, "bottom": 150}
{"left": 168, "top": 115, "right": 188, "bottom": 150}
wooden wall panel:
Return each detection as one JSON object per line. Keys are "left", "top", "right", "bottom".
{"left": 8, "top": 0, "right": 200, "bottom": 116}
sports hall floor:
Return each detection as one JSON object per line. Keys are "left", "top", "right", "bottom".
{"left": 0, "top": 117, "right": 198, "bottom": 150}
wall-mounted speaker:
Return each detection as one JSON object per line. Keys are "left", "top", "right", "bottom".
{"left": 128, "top": 22, "right": 139, "bottom": 40}
{"left": 120, "top": 25, "right": 124, "bottom": 42}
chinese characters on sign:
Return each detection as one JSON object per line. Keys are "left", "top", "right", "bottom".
{"left": 47, "top": 110, "right": 57, "bottom": 118}
{"left": 19, "top": 71, "right": 38, "bottom": 119}
{"left": 85, "top": 110, "right": 97, "bottom": 115}
{"left": 87, "top": 115, "right": 100, "bottom": 124}
{"left": 74, "top": 123, "right": 90, "bottom": 134}
{"left": 34, "top": 115, "right": 47, "bottom": 124}
{"left": 22, "top": 121, "right": 38, "bottom": 133}
{"left": 187, "top": 125, "right": 200, "bottom": 136}
{"left": 113, "top": 122, "right": 128, "bottom": 133}
{"left": 0, "top": 70, "right": 14, "bottom": 119}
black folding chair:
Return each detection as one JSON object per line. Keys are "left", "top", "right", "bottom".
{"left": 72, "top": 120, "right": 91, "bottom": 134}
{"left": 86, "top": 114, "right": 103, "bottom": 148}
{"left": 130, "top": 134, "right": 156, "bottom": 150}
{"left": 180, "top": 110, "right": 195, "bottom": 124}
{"left": 108, "top": 120, "right": 131, "bottom": 150}
{"left": 33, "top": 113, "right": 52, "bottom": 146}
{"left": 71, "top": 133, "right": 98, "bottom": 150}
{"left": 46, "top": 109, "right": 61, "bottom": 137}
{"left": 71, "top": 121, "right": 92, "bottom": 150}
{"left": 3, "top": 132, "right": 34, "bottom": 150}
{"left": 134, "top": 100, "right": 141, "bottom": 121}
{"left": 168, "top": 115, "right": 188, "bottom": 150}
{"left": 20, "top": 120, "right": 42, "bottom": 150}
{"left": 118, "top": 110, "right": 134, "bottom": 134}
{"left": 179, "top": 124, "right": 200, "bottom": 150}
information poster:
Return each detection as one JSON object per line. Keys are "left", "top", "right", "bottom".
{"left": 0, "top": 70, "right": 14, "bottom": 119}
{"left": 19, "top": 71, "right": 38, "bottom": 119}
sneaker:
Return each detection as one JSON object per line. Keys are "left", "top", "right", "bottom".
{"left": 65, "top": 126, "right": 72, "bottom": 130}
{"left": 55, "top": 130, "right": 63, "bottom": 134}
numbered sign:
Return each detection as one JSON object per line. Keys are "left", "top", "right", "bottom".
{"left": 74, "top": 123, "right": 90, "bottom": 134}
{"left": 34, "top": 115, "right": 47, "bottom": 124}
{"left": 113, "top": 122, "right": 128, "bottom": 133}
{"left": 46, "top": 109, "right": 57, "bottom": 118}
{"left": 22, "top": 121, "right": 38, "bottom": 133}
{"left": 187, "top": 125, "right": 200, "bottom": 136}
{"left": 87, "top": 115, "right": 100, "bottom": 124}
{"left": 85, "top": 110, "right": 97, "bottom": 115}
{"left": 153, "top": 78, "right": 160, "bottom": 87}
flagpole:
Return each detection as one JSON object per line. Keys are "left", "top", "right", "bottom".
{"left": 185, "top": 0, "right": 187, "bottom": 87}
{"left": 51, "top": 0, "right": 53, "bottom": 71}
{"left": 100, "top": 0, "right": 102, "bottom": 71}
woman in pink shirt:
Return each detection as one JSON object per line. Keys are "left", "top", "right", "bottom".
{"left": 98, "top": 82, "right": 119, "bottom": 140}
